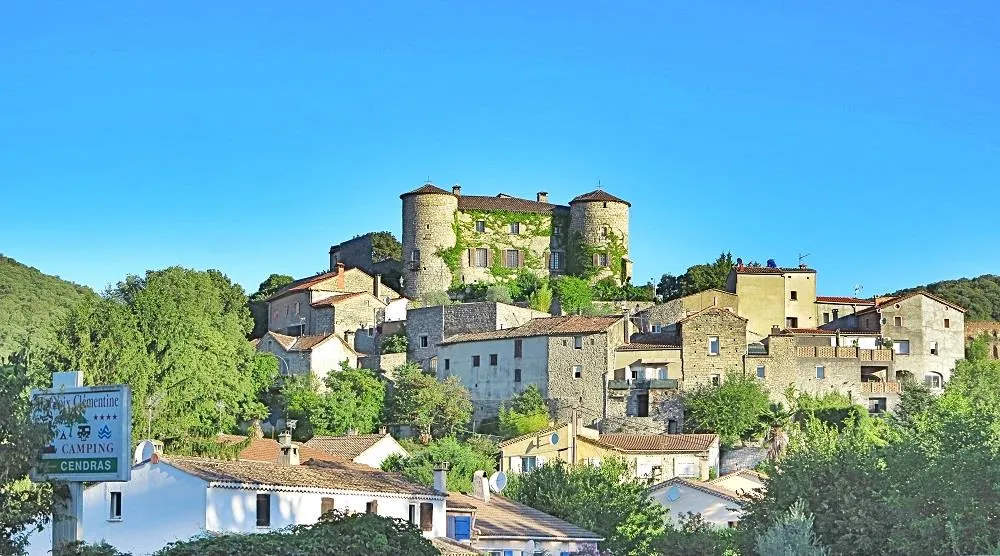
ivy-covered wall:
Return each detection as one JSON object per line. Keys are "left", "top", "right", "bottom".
{"left": 567, "top": 228, "right": 628, "bottom": 280}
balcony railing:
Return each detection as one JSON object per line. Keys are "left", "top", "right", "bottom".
{"left": 795, "top": 346, "right": 894, "bottom": 361}
{"left": 607, "top": 378, "right": 679, "bottom": 390}
{"left": 861, "top": 381, "right": 902, "bottom": 394}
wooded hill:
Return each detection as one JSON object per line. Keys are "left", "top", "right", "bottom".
{"left": 892, "top": 274, "right": 1000, "bottom": 321}
{"left": 0, "top": 255, "right": 96, "bottom": 362}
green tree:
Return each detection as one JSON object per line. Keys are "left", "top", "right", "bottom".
{"left": 484, "top": 284, "right": 512, "bottom": 304}
{"left": 891, "top": 274, "right": 1000, "bottom": 321}
{"left": 380, "top": 329, "right": 408, "bottom": 354}
{"left": 681, "top": 252, "right": 734, "bottom": 296}
{"left": 754, "top": 501, "right": 830, "bottom": 556}
{"left": 682, "top": 373, "right": 770, "bottom": 445}
{"left": 384, "top": 363, "right": 472, "bottom": 437}
{"left": 650, "top": 513, "right": 738, "bottom": 556}
{"left": 656, "top": 273, "right": 684, "bottom": 300}
{"left": 369, "top": 231, "right": 402, "bottom": 263}
{"left": 56, "top": 267, "right": 277, "bottom": 445}
{"left": 381, "top": 436, "right": 497, "bottom": 493}
{"left": 506, "top": 458, "right": 666, "bottom": 556}
{"left": 553, "top": 276, "right": 594, "bottom": 315}
{"left": 528, "top": 281, "right": 553, "bottom": 313}
{"left": 279, "top": 364, "right": 386, "bottom": 441}
{"left": 498, "top": 385, "right": 550, "bottom": 439}
{"left": 249, "top": 273, "right": 294, "bottom": 301}
{"left": 155, "top": 510, "right": 437, "bottom": 556}
{"left": 507, "top": 270, "right": 544, "bottom": 302}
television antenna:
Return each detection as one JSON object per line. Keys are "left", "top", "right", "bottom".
{"left": 854, "top": 284, "right": 864, "bottom": 298}
{"left": 798, "top": 253, "right": 810, "bottom": 266}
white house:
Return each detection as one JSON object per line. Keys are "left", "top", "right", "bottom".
{"left": 304, "top": 431, "right": 408, "bottom": 469}
{"left": 647, "top": 473, "right": 747, "bottom": 528}
{"left": 26, "top": 435, "right": 446, "bottom": 556}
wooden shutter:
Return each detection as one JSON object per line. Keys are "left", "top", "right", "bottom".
{"left": 593, "top": 253, "right": 600, "bottom": 267}
{"left": 366, "top": 499, "right": 378, "bottom": 514}
{"left": 420, "top": 502, "right": 433, "bottom": 531}
{"left": 543, "top": 250, "right": 550, "bottom": 270}
{"left": 517, "top": 250, "right": 524, "bottom": 268}
{"left": 487, "top": 249, "right": 493, "bottom": 268}
{"left": 466, "top": 248, "right": 473, "bottom": 267}
{"left": 321, "top": 497, "right": 335, "bottom": 516}
{"left": 256, "top": 494, "right": 271, "bottom": 527}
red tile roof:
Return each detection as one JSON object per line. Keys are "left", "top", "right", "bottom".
{"left": 815, "top": 296, "right": 875, "bottom": 305}
{"left": 497, "top": 423, "right": 566, "bottom": 448}
{"left": 617, "top": 342, "right": 682, "bottom": 352}
{"left": 400, "top": 183, "right": 452, "bottom": 197}
{"left": 216, "top": 434, "right": 342, "bottom": 464}
{"left": 781, "top": 328, "right": 837, "bottom": 335}
{"left": 596, "top": 433, "right": 718, "bottom": 453}
{"left": 447, "top": 493, "right": 602, "bottom": 541}
{"left": 441, "top": 315, "right": 622, "bottom": 345}
{"left": 267, "top": 267, "right": 402, "bottom": 302}
{"left": 264, "top": 332, "right": 337, "bottom": 352}
{"left": 309, "top": 291, "right": 371, "bottom": 308}
{"left": 733, "top": 266, "right": 815, "bottom": 274}
{"left": 677, "top": 306, "right": 746, "bottom": 324}
{"left": 569, "top": 189, "right": 630, "bottom": 207}
{"left": 458, "top": 195, "right": 565, "bottom": 214}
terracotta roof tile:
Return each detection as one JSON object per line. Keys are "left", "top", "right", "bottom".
{"left": 569, "top": 189, "right": 630, "bottom": 207}
{"left": 677, "top": 306, "right": 746, "bottom": 324}
{"left": 597, "top": 433, "right": 718, "bottom": 453}
{"left": 216, "top": 434, "right": 342, "bottom": 464}
{"left": 733, "top": 266, "right": 815, "bottom": 274}
{"left": 458, "top": 195, "right": 566, "bottom": 214}
{"left": 447, "top": 493, "right": 602, "bottom": 541}
{"left": 856, "top": 290, "right": 967, "bottom": 315}
{"left": 268, "top": 267, "right": 402, "bottom": 302}
{"left": 648, "top": 477, "right": 741, "bottom": 503}
{"left": 617, "top": 333, "right": 681, "bottom": 351}
{"left": 309, "top": 291, "right": 371, "bottom": 308}
{"left": 305, "top": 433, "right": 394, "bottom": 459}
{"left": 617, "top": 342, "right": 682, "bottom": 352}
{"left": 431, "top": 537, "right": 481, "bottom": 555}
{"left": 781, "top": 328, "right": 837, "bottom": 335}
{"left": 161, "top": 454, "right": 439, "bottom": 496}
{"left": 264, "top": 332, "right": 336, "bottom": 352}
{"left": 400, "top": 183, "right": 452, "bottom": 197}
{"left": 815, "top": 296, "right": 875, "bottom": 305}
{"left": 441, "top": 315, "right": 622, "bottom": 345}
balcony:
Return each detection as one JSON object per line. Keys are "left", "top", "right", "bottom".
{"left": 608, "top": 378, "right": 679, "bottom": 390}
{"left": 795, "top": 346, "right": 895, "bottom": 361}
{"left": 861, "top": 381, "right": 902, "bottom": 394}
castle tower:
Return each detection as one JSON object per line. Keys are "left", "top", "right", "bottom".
{"left": 401, "top": 183, "right": 459, "bottom": 299}
{"left": 568, "top": 189, "right": 631, "bottom": 283}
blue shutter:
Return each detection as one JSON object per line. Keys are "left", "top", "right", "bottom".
{"left": 454, "top": 516, "right": 471, "bottom": 541}
{"left": 446, "top": 515, "right": 455, "bottom": 539}
{"left": 560, "top": 552, "right": 571, "bottom": 556}
{"left": 502, "top": 551, "right": 513, "bottom": 556}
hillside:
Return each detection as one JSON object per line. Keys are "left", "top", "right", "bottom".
{"left": 892, "top": 274, "right": 1000, "bottom": 321}
{"left": 0, "top": 255, "right": 96, "bottom": 362}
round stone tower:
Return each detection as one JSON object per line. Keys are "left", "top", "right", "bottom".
{"left": 569, "top": 189, "right": 631, "bottom": 282}
{"left": 400, "top": 183, "right": 459, "bottom": 300}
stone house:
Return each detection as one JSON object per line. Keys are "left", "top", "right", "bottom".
{"left": 636, "top": 289, "right": 739, "bottom": 333}
{"left": 436, "top": 315, "right": 628, "bottom": 426}
{"left": 406, "top": 301, "right": 548, "bottom": 370}
{"left": 257, "top": 331, "right": 358, "bottom": 381}
{"left": 815, "top": 295, "right": 874, "bottom": 326}
{"left": 328, "top": 233, "right": 402, "bottom": 286}
{"left": 400, "top": 183, "right": 632, "bottom": 300}
{"left": 726, "top": 264, "right": 818, "bottom": 341}
{"left": 966, "top": 321, "right": 1000, "bottom": 360}
{"left": 496, "top": 421, "right": 719, "bottom": 482}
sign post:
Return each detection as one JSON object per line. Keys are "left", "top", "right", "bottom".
{"left": 31, "top": 371, "right": 131, "bottom": 553}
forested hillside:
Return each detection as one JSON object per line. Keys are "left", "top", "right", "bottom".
{"left": 893, "top": 274, "right": 1000, "bottom": 321}
{"left": 0, "top": 255, "right": 96, "bottom": 362}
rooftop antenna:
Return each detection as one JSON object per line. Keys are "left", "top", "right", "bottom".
{"left": 854, "top": 284, "right": 864, "bottom": 298}
{"left": 597, "top": 179, "right": 602, "bottom": 190}
{"left": 286, "top": 419, "right": 298, "bottom": 435}
{"left": 798, "top": 253, "right": 810, "bottom": 266}
{"left": 425, "top": 175, "right": 432, "bottom": 184}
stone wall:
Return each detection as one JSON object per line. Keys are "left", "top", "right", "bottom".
{"left": 749, "top": 335, "right": 867, "bottom": 403}
{"left": 546, "top": 331, "right": 612, "bottom": 425}
{"left": 268, "top": 292, "right": 312, "bottom": 334}
{"left": 329, "top": 235, "right": 375, "bottom": 272}
{"left": 604, "top": 388, "right": 684, "bottom": 434}
{"left": 568, "top": 199, "right": 630, "bottom": 282}
{"left": 359, "top": 352, "right": 407, "bottom": 375}
{"left": 401, "top": 191, "right": 458, "bottom": 299}
{"left": 406, "top": 305, "right": 445, "bottom": 370}
{"left": 680, "top": 309, "right": 747, "bottom": 387}
{"left": 455, "top": 210, "right": 555, "bottom": 285}
{"left": 966, "top": 321, "right": 1000, "bottom": 360}
{"left": 876, "top": 295, "right": 965, "bottom": 385}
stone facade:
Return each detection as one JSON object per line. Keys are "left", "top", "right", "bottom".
{"left": 679, "top": 308, "right": 748, "bottom": 387}
{"left": 328, "top": 234, "right": 402, "bottom": 282}
{"left": 400, "top": 184, "right": 631, "bottom": 301}
{"left": 966, "top": 321, "right": 1000, "bottom": 360}
{"left": 637, "top": 289, "right": 739, "bottom": 333}
{"left": 726, "top": 266, "right": 817, "bottom": 341}
{"left": 545, "top": 319, "right": 627, "bottom": 425}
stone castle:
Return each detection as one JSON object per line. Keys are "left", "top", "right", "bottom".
{"left": 399, "top": 183, "right": 632, "bottom": 300}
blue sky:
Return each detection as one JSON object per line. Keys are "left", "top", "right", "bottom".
{"left": 2, "top": 2, "right": 997, "bottom": 296}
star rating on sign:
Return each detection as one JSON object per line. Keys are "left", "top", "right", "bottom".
{"left": 92, "top": 414, "right": 117, "bottom": 421}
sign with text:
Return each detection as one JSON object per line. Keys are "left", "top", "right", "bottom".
{"left": 31, "top": 384, "right": 132, "bottom": 482}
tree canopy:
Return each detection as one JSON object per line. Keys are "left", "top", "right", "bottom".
{"left": 892, "top": 273, "right": 1000, "bottom": 321}
{"left": 682, "top": 373, "right": 771, "bottom": 446}
{"left": 0, "top": 255, "right": 96, "bottom": 370}
{"left": 55, "top": 267, "right": 276, "bottom": 445}
{"left": 498, "top": 385, "right": 550, "bottom": 439}
{"left": 381, "top": 436, "right": 497, "bottom": 494}
{"left": 279, "top": 364, "right": 386, "bottom": 441}
{"left": 656, "top": 252, "right": 735, "bottom": 301}
{"left": 384, "top": 363, "right": 472, "bottom": 438}
{"left": 553, "top": 275, "right": 594, "bottom": 315}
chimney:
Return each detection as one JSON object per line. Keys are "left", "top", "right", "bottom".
{"left": 433, "top": 461, "right": 450, "bottom": 493}
{"left": 472, "top": 470, "right": 490, "bottom": 504}
{"left": 347, "top": 427, "right": 358, "bottom": 436}
{"left": 336, "top": 262, "right": 346, "bottom": 290}
{"left": 374, "top": 274, "right": 383, "bottom": 300}
{"left": 452, "top": 184, "right": 461, "bottom": 196}
{"left": 277, "top": 432, "right": 299, "bottom": 466}
{"left": 771, "top": 325, "right": 781, "bottom": 336}
{"left": 378, "top": 426, "right": 387, "bottom": 435}
{"left": 623, "top": 313, "right": 632, "bottom": 343}
{"left": 536, "top": 191, "right": 549, "bottom": 203}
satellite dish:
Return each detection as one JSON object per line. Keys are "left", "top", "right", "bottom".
{"left": 666, "top": 485, "right": 681, "bottom": 502}
{"left": 133, "top": 439, "right": 162, "bottom": 464}
{"left": 549, "top": 432, "right": 560, "bottom": 445}
{"left": 489, "top": 471, "right": 508, "bottom": 493}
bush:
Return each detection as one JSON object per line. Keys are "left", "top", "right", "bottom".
{"left": 528, "top": 281, "right": 553, "bottom": 313}
{"left": 380, "top": 329, "right": 408, "bottom": 354}
{"left": 553, "top": 276, "right": 594, "bottom": 315}
{"left": 683, "top": 373, "right": 771, "bottom": 446}
{"left": 754, "top": 501, "right": 829, "bottom": 556}
{"left": 381, "top": 437, "right": 496, "bottom": 493}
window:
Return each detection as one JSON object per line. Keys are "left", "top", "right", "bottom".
{"left": 514, "top": 368, "right": 522, "bottom": 382}
{"left": 708, "top": 336, "right": 720, "bottom": 356}
{"left": 601, "top": 225, "right": 610, "bottom": 239}
{"left": 504, "top": 249, "right": 521, "bottom": 269}
{"left": 711, "top": 374, "right": 721, "bottom": 386}
{"left": 832, "top": 309, "right": 839, "bottom": 320}
{"left": 366, "top": 500, "right": 378, "bottom": 514}
{"left": 474, "top": 248, "right": 489, "bottom": 268}
{"left": 489, "top": 354, "right": 498, "bottom": 366}
{"left": 514, "top": 339, "right": 523, "bottom": 358}
{"left": 893, "top": 340, "right": 910, "bottom": 355}
{"left": 630, "top": 366, "right": 639, "bottom": 380}
{"left": 509, "top": 222, "right": 520, "bottom": 234}
{"left": 864, "top": 317, "right": 871, "bottom": 328}
{"left": 549, "top": 251, "right": 561, "bottom": 271}
{"left": 321, "top": 497, "right": 335, "bottom": 516}
{"left": 573, "top": 365, "right": 583, "bottom": 379}
{"left": 925, "top": 373, "right": 942, "bottom": 389}
{"left": 602, "top": 201, "right": 608, "bottom": 208}
{"left": 367, "top": 327, "right": 374, "bottom": 337}
{"left": 652, "top": 324, "right": 662, "bottom": 333}
{"left": 553, "top": 225, "right": 561, "bottom": 235}
{"left": 408, "top": 504, "right": 416, "bottom": 524}
{"left": 823, "top": 312, "right": 830, "bottom": 324}
{"left": 420, "top": 335, "right": 429, "bottom": 348}
{"left": 256, "top": 494, "right": 271, "bottom": 527}
{"left": 816, "top": 366, "right": 826, "bottom": 379}
{"left": 411, "top": 249, "right": 421, "bottom": 263}
{"left": 597, "top": 253, "right": 609, "bottom": 267}
{"left": 443, "top": 358, "right": 450, "bottom": 371}
{"left": 786, "top": 317, "right": 799, "bottom": 328}
{"left": 667, "top": 420, "right": 679, "bottom": 434}
{"left": 790, "top": 291, "right": 798, "bottom": 301}
{"left": 930, "top": 341, "right": 938, "bottom": 355}
{"left": 420, "top": 502, "right": 434, "bottom": 531}
{"left": 944, "top": 318, "right": 951, "bottom": 328}
{"left": 285, "top": 305, "right": 290, "bottom": 317}
{"left": 894, "top": 316, "right": 902, "bottom": 327}
{"left": 756, "top": 365, "right": 766, "bottom": 379}
{"left": 295, "top": 302, "right": 301, "bottom": 315}
{"left": 472, "top": 355, "right": 481, "bottom": 367}
{"left": 574, "top": 336, "right": 583, "bottom": 349}
{"left": 475, "top": 220, "right": 486, "bottom": 233}
{"left": 658, "top": 367, "right": 668, "bottom": 380}
{"left": 109, "top": 491, "right": 122, "bottom": 521}
{"left": 521, "top": 456, "right": 537, "bottom": 472}
{"left": 636, "top": 393, "right": 649, "bottom": 417}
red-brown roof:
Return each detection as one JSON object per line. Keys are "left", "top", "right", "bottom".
{"left": 440, "top": 315, "right": 622, "bottom": 345}
{"left": 309, "top": 291, "right": 371, "bottom": 308}
{"left": 216, "top": 434, "right": 342, "bottom": 464}
{"left": 264, "top": 331, "right": 337, "bottom": 352}
{"left": 305, "top": 433, "right": 397, "bottom": 460}
{"left": 569, "top": 189, "right": 630, "bottom": 206}
{"left": 458, "top": 195, "right": 565, "bottom": 214}
{"left": 733, "top": 266, "right": 815, "bottom": 274}
{"left": 781, "top": 328, "right": 837, "bottom": 335}
{"left": 447, "top": 493, "right": 602, "bottom": 541}
{"left": 400, "top": 183, "right": 452, "bottom": 198}
{"left": 677, "top": 306, "right": 746, "bottom": 324}
{"left": 815, "top": 296, "right": 875, "bottom": 305}
{"left": 617, "top": 342, "right": 682, "bottom": 352}
{"left": 596, "top": 433, "right": 718, "bottom": 453}
{"left": 856, "top": 290, "right": 967, "bottom": 315}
